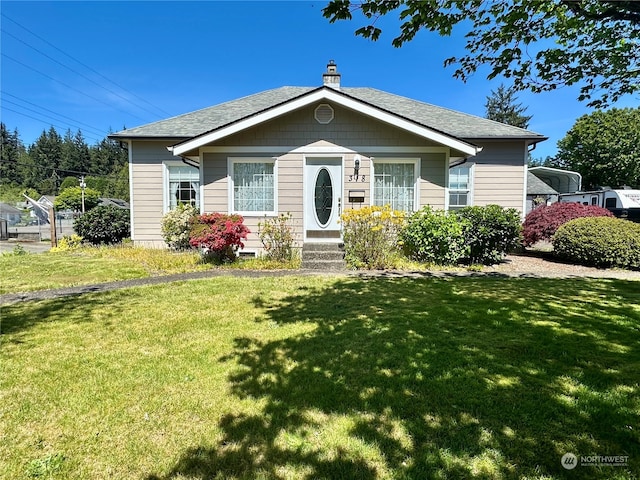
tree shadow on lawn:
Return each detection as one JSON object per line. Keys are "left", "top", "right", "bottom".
{"left": 152, "top": 277, "right": 638, "bottom": 479}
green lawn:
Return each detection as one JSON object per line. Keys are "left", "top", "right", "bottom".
{"left": 0, "top": 247, "right": 210, "bottom": 294}
{"left": 2, "top": 275, "right": 639, "bottom": 479}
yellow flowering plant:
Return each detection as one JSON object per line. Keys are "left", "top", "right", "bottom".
{"left": 340, "top": 205, "right": 406, "bottom": 269}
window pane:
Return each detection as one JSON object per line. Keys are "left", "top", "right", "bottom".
{"left": 449, "top": 165, "right": 471, "bottom": 210}
{"left": 373, "top": 163, "right": 415, "bottom": 212}
{"left": 168, "top": 165, "right": 199, "bottom": 209}
{"left": 234, "top": 162, "right": 274, "bottom": 212}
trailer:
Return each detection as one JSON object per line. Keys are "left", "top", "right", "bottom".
{"left": 558, "top": 188, "right": 640, "bottom": 222}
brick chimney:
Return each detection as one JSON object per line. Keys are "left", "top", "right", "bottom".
{"left": 322, "top": 60, "right": 341, "bottom": 90}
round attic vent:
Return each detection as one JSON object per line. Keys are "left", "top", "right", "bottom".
{"left": 314, "top": 104, "right": 334, "bottom": 124}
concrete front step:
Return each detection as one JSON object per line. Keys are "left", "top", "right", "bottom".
{"left": 302, "top": 259, "right": 347, "bottom": 270}
{"left": 302, "top": 243, "right": 345, "bottom": 270}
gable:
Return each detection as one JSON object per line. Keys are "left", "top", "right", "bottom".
{"left": 207, "top": 102, "right": 443, "bottom": 150}
{"left": 169, "top": 88, "right": 481, "bottom": 157}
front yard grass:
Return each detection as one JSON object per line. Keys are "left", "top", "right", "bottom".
{"left": 0, "top": 246, "right": 301, "bottom": 294}
{"left": 2, "top": 275, "right": 639, "bottom": 479}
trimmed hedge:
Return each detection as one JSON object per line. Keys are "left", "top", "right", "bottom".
{"left": 523, "top": 202, "right": 613, "bottom": 246}
{"left": 456, "top": 205, "right": 522, "bottom": 265}
{"left": 400, "top": 207, "right": 466, "bottom": 265}
{"left": 552, "top": 217, "right": 640, "bottom": 269}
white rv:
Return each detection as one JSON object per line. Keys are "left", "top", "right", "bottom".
{"left": 558, "top": 188, "right": 640, "bottom": 222}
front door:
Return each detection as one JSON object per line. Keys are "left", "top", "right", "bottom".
{"left": 305, "top": 158, "right": 342, "bottom": 241}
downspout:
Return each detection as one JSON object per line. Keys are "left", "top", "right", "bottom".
{"left": 166, "top": 145, "right": 200, "bottom": 169}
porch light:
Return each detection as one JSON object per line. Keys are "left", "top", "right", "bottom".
{"left": 354, "top": 155, "right": 361, "bottom": 176}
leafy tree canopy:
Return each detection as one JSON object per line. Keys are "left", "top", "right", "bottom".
{"left": 323, "top": 0, "right": 640, "bottom": 108}
{"left": 54, "top": 186, "right": 101, "bottom": 212}
{"left": 555, "top": 107, "right": 640, "bottom": 189}
{"left": 485, "top": 84, "right": 532, "bottom": 129}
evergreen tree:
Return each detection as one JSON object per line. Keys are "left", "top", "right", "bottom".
{"left": 28, "top": 127, "right": 63, "bottom": 194}
{"left": 485, "top": 84, "right": 532, "bottom": 129}
{"left": 0, "top": 123, "right": 25, "bottom": 185}
{"left": 60, "top": 129, "right": 90, "bottom": 175}
{"left": 90, "top": 136, "right": 127, "bottom": 176}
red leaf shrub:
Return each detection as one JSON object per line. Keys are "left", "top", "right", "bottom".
{"left": 522, "top": 202, "right": 613, "bottom": 246}
{"left": 189, "top": 213, "right": 250, "bottom": 262}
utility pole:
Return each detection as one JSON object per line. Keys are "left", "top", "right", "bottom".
{"left": 80, "top": 175, "right": 86, "bottom": 213}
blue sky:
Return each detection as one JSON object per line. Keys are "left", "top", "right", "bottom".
{"left": 1, "top": 1, "right": 637, "bottom": 162}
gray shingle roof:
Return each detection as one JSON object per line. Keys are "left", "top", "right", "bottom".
{"left": 111, "top": 86, "right": 546, "bottom": 142}
{"left": 527, "top": 172, "right": 558, "bottom": 195}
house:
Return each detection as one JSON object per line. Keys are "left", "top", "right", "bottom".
{"left": 0, "top": 202, "right": 23, "bottom": 226}
{"left": 110, "top": 62, "right": 547, "bottom": 254}
{"left": 99, "top": 198, "right": 130, "bottom": 209}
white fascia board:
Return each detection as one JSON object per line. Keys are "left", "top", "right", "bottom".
{"left": 289, "top": 145, "right": 356, "bottom": 154}
{"left": 170, "top": 89, "right": 480, "bottom": 157}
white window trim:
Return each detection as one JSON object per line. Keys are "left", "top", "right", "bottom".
{"left": 228, "top": 157, "right": 278, "bottom": 216}
{"left": 447, "top": 162, "right": 475, "bottom": 210}
{"left": 370, "top": 158, "right": 420, "bottom": 212}
{"left": 163, "top": 161, "right": 201, "bottom": 214}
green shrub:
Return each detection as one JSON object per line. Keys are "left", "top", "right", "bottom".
{"left": 340, "top": 206, "right": 406, "bottom": 269}
{"left": 161, "top": 204, "right": 199, "bottom": 250}
{"left": 54, "top": 186, "right": 101, "bottom": 212}
{"left": 400, "top": 206, "right": 466, "bottom": 265}
{"left": 73, "top": 206, "right": 130, "bottom": 245}
{"left": 522, "top": 202, "right": 613, "bottom": 246}
{"left": 552, "top": 217, "right": 640, "bottom": 269}
{"left": 456, "top": 205, "right": 522, "bottom": 265}
{"left": 258, "top": 213, "right": 297, "bottom": 262}
{"left": 189, "top": 212, "right": 250, "bottom": 263}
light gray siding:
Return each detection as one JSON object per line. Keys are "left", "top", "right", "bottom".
{"left": 129, "top": 140, "right": 175, "bottom": 245}
{"left": 472, "top": 141, "right": 527, "bottom": 212}
{"left": 420, "top": 152, "right": 447, "bottom": 209}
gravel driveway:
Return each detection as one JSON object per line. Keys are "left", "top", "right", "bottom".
{"left": 486, "top": 253, "right": 640, "bottom": 280}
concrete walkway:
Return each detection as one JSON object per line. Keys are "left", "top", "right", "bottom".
{"left": 2, "top": 252, "right": 638, "bottom": 306}
{"left": 0, "top": 269, "right": 349, "bottom": 306}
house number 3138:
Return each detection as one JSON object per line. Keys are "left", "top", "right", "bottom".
{"left": 348, "top": 175, "right": 366, "bottom": 182}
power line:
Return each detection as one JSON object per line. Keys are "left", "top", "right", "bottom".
{"left": 3, "top": 94, "right": 107, "bottom": 137}
{"left": 3, "top": 29, "right": 168, "bottom": 120}
{"left": 1, "top": 13, "right": 172, "bottom": 118}
{"left": 2, "top": 107, "right": 104, "bottom": 144}
{"left": 2, "top": 53, "right": 148, "bottom": 123}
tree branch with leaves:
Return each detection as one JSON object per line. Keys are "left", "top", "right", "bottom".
{"left": 323, "top": 0, "right": 640, "bottom": 108}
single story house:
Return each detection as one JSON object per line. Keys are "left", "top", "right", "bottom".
{"left": 111, "top": 62, "right": 547, "bottom": 254}
{"left": 0, "top": 202, "right": 23, "bottom": 226}
{"left": 99, "top": 198, "right": 130, "bottom": 209}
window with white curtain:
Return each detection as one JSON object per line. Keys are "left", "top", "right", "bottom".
{"left": 449, "top": 164, "right": 472, "bottom": 209}
{"left": 167, "top": 164, "right": 199, "bottom": 210}
{"left": 373, "top": 161, "right": 416, "bottom": 212}
{"left": 231, "top": 159, "right": 275, "bottom": 213}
